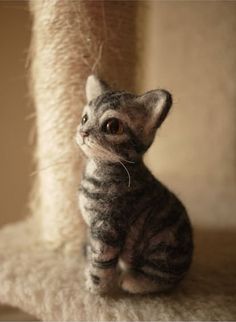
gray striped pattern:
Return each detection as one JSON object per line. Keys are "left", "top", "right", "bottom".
{"left": 77, "top": 77, "right": 193, "bottom": 294}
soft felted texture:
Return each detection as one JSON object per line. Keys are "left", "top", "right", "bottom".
{"left": 1, "top": 0, "right": 236, "bottom": 321}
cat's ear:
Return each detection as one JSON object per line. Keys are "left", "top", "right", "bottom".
{"left": 86, "top": 75, "right": 110, "bottom": 102}
{"left": 138, "top": 89, "right": 172, "bottom": 130}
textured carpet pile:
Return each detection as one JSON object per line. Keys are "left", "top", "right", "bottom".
{"left": 0, "top": 179, "right": 235, "bottom": 321}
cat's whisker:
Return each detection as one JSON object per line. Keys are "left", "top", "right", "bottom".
{"left": 121, "top": 158, "right": 135, "bottom": 164}
{"left": 87, "top": 141, "right": 132, "bottom": 187}
{"left": 119, "top": 160, "right": 131, "bottom": 188}
{"left": 87, "top": 140, "right": 135, "bottom": 165}
{"left": 87, "top": 141, "right": 120, "bottom": 163}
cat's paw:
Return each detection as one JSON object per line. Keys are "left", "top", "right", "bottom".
{"left": 85, "top": 276, "right": 102, "bottom": 294}
{"left": 119, "top": 272, "right": 140, "bottom": 293}
{"left": 85, "top": 270, "right": 109, "bottom": 294}
{"left": 119, "top": 270, "right": 166, "bottom": 294}
{"left": 85, "top": 268, "right": 119, "bottom": 294}
{"left": 85, "top": 277, "right": 112, "bottom": 295}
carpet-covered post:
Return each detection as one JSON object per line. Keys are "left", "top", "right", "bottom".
{"left": 29, "top": 0, "right": 138, "bottom": 250}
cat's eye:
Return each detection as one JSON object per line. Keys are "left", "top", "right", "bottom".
{"left": 81, "top": 114, "right": 88, "bottom": 125}
{"left": 102, "top": 118, "right": 124, "bottom": 135}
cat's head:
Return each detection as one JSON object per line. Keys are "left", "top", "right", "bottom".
{"left": 76, "top": 75, "right": 172, "bottom": 163}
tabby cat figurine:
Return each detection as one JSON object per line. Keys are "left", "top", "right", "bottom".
{"left": 76, "top": 75, "right": 193, "bottom": 295}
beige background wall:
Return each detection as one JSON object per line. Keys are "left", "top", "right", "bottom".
{"left": 144, "top": 1, "right": 236, "bottom": 184}
{"left": 0, "top": 1, "right": 235, "bottom": 231}
{"left": 0, "top": 1, "right": 31, "bottom": 227}
{"left": 142, "top": 1, "right": 236, "bottom": 230}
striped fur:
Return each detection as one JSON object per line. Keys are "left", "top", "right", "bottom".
{"left": 77, "top": 76, "right": 193, "bottom": 294}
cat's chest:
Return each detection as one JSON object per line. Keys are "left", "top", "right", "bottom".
{"left": 79, "top": 161, "right": 127, "bottom": 225}
{"left": 78, "top": 160, "right": 154, "bottom": 226}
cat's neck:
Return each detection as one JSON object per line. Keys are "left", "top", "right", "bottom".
{"left": 84, "top": 158, "right": 145, "bottom": 180}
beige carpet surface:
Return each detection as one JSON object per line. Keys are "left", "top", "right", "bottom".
{"left": 0, "top": 177, "right": 235, "bottom": 321}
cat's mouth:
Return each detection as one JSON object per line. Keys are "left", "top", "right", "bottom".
{"left": 76, "top": 132, "right": 134, "bottom": 166}
{"left": 76, "top": 134, "right": 122, "bottom": 163}
{"left": 75, "top": 132, "right": 88, "bottom": 147}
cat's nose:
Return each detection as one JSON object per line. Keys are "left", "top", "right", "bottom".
{"left": 80, "top": 130, "right": 89, "bottom": 138}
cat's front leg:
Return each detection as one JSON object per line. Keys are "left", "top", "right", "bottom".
{"left": 85, "top": 220, "right": 124, "bottom": 294}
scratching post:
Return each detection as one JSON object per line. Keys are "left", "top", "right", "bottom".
{"left": 30, "top": 0, "right": 138, "bottom": 249}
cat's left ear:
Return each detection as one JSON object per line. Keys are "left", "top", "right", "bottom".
{"left": 138, "top": 89, "right": 172, "bottom": 130}
{"left": 86, "top": 75, "right": 110, "bottom": 102}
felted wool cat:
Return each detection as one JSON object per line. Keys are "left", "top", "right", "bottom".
{"left": 76, "top": 75, "right": 193, "bottom": 295}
